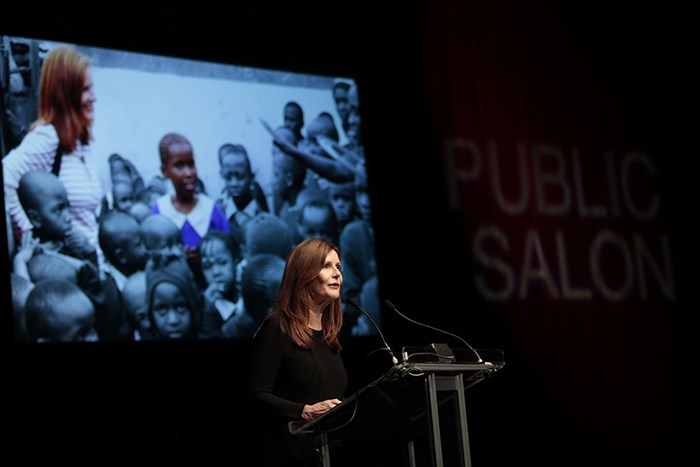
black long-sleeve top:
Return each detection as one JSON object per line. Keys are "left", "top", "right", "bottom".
{"left": 248, "top": 314, "right": 348, "bottom": 465}
{"left": 249, "top": 314, "right": 347, "bottom": 417}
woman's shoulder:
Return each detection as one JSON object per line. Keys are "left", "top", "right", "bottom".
{"left": 255, "top": 313, "right": 282, "bottom": 337}
{"left": 28, "top": 122, "right": 59, "bottom": 142}
{"left": 13, "top": 123, "right": 58, "bottom": 152}
{"left": 260, "top": 312, "right": 281, "bottom": 329}
{"left": 3, "top": 123, "right": 59, "bottom": 170}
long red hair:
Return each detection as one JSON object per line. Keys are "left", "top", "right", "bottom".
{"left": 31, "top": 45, "right": 92, "bottom": 152}
{"left": 273, "top": 237, "right": 344, "bottom": 351}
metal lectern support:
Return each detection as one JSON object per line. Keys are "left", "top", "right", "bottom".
{"left": 318, "top": 433, "right": 330, "bottom": 467}
{"left": 290, "top": 356, "right": 505, "bottom": 467}
{"left": 423, "top": 372, "right": 472, "bottom": 467}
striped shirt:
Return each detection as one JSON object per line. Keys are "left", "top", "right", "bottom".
{"left": 3, "top": 123, "right": 104, "bottom": 256}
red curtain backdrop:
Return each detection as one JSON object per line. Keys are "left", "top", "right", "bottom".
{"left": 419, "top": 2, "right": 697, "bottom": 465}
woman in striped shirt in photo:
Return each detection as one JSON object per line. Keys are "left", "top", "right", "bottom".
{"left": 3, "top": 45, "right": 103, "bottom": 268}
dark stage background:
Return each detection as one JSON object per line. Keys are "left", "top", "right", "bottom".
{"left": 3, "top": 2, "right": 698, "bottom": 466}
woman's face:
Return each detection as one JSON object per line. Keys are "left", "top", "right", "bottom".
{"left": 81, "top": 71, "right": 96, "bottom": 125}
{"left": 311, "top": 249, "right": 342, "bottom": 307}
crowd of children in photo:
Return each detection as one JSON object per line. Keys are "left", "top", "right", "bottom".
{"left": 5, "top": 71, "right": 379, "bottom": 343}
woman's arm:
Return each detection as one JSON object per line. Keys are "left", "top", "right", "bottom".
{"left": 248, "top": 317, "right": 306, "bottom": 418}
{"left": 3, "top": 124, "right": 59, "bottom": 236}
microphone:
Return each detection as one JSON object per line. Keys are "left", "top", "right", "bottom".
{"left": 347, "top": 298, "right": 398, "bottom": 364}
{"left": 383, "top": 300, "right": 483, "bottom": 363}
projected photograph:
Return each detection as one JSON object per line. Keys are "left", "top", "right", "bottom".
{"left": 1, "top": 35, "right": 379, "bottom": 343}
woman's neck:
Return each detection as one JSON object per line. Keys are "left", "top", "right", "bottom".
{"left": 308, "top": 308, "right": 323, "bottom": 331}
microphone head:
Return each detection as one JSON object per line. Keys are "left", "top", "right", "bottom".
{"left": 383, "top": 300, "right": 396, "bottom": 310}
{"left": 347, "top": 297, "right": 361, "bottom": 308}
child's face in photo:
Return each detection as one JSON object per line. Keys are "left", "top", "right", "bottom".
{"left": 151, "top": 282, "right": 192, "bottom": 339}
{"left": 355, "top": 180, "right": 371, "bottom": 221}
{"left": 161, "top": 142, "right": 197, "bottom": 198}
{"left": 127, "top": 300, "right": 150, "bottom": 337}
{"left": 333, "top": 87, "right": 350, "bottom": 124}
{"left": 329, "top": 188, "right": 354, "bottom": 223}
{"left": 123, "top": 273, "right": 151, "bottom": 336}
{"left": 201, "top": 239, "right": 235, "bottom": 293}
{"left": 272, "top": 156, "right": 292, "bottom": 199}
{"left": 284, "top": 105, "right": 302, "bottom": 134}
{"left": 126, "top": 299, "right": 150, "bottom": 336}
{"left": 33, "top": 184, "right": 73, "bottom": 241}
{"left": 122, "top": 231, "right": 148, "bottom": 270}
{"left": 220, "top": 151, "right": 253, "bottom": 202}
{"left": 112, "top": 182, "right": 135, "bottom": 212}
{"left": 348, "top": 85, "right": 361, "bottom": 142}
